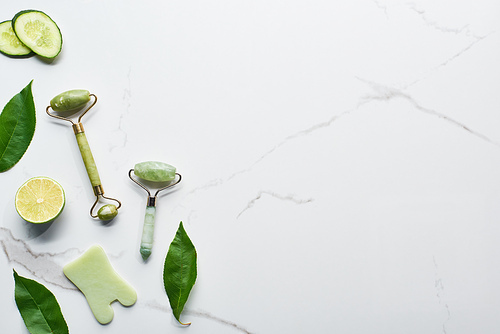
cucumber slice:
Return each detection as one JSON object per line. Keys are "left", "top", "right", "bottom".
{"left": 0, "top": 20, "right": 33, "bottom": 57}
{"left": 12, "top": 10, "right": 62, "bottom": 59}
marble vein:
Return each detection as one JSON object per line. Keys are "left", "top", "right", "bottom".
{"left": 110, "top": 66, "right": 132, "bottom": 155}
{"left": 371, "top": 0, "right": 388, "bottom": 18}
{"left": 231, "top": 109, "right": 353, "bottom": 182}
{"left": 185, "top": 64, "right": 498, "bottom": 203}
{"left": 435, "top": 34, "right": 489, "bottom": 67}
{"left": 143, "top": 300, "right": 254, "bottom": 333}
{"left": 185, "top": 310, "right": 254, "bottom": 334}
{"left": 0, "top": 227, "right": 80, "bottom": 290}
{"left": 407, "top": 3, "right": 481, "bottom": 38}
{"left": 237, "top": 191, "right": 314, "bottom": 219}
{"left": 402, "top": 2, "right": 495, "bottom": 89}
{"left": 433, "top": 256, "right": 451, "bottom": 334}
{"left": 185, "top": 178, "right": 225, "bottom": 196}
{"left": 183, "top": 108, "right": 355, "bottom": 200}
{"left": 404, "top": 33, "right": 492, "bottom": 89}
{"left": 359, "top": 78, "right": 500, "bottom": 148}
{"left": 205, "top": 71, "right": 497, "bottom": 195}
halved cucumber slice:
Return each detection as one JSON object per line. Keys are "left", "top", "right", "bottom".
{"left": 0, "top": 20, "right": 33, "bottom": 57}
{"left": 12, "top": 10, "right": 62, "bottom": 58}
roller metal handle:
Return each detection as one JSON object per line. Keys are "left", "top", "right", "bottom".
{"left": 140, "top": 205, "right": 156, "bottom": 260}
{"left": 73, "top": 123, "right": 102, "bottom": 187}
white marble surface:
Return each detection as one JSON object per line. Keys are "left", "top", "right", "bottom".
{"left": 1, "top": 0, "right": 500, "bottom": 333}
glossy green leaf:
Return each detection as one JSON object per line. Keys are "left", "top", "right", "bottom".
{"left": 13, "top": 269, "right": 69, "bottom": 334}
{"left": 0, "top": 81, "right": 36, "bottom": 172}
{"left": 163, "top": 222, "right": 197, "bottom": 325}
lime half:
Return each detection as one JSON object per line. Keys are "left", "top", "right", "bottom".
{"left": 15, "top": 177, "right": 65, "bottom": 224}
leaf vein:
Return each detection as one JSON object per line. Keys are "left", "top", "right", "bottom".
{"left": 17, "top": 275, "right": 56, "bottom": 332}
{"left": 0, "top": 106, "right": 21, "bottom": 161}
{"left": 0, "top": 81, "right": 35, "bottom": 171}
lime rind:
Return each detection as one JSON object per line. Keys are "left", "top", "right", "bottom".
{"left": 12, "top": 10, "right": 62, "bottom": 59}
{"left": 15, "top": 176, "right": 65, "bottom": 224}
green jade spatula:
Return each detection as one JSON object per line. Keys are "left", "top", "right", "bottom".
{"left": 129, "top": 161, "right": 181, "bottom": 260}
{"left": 46, "top": 90, "right": 121, "bottom": 220}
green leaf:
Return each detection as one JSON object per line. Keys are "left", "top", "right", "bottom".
{"left": 163, "top": 222, "right": 197, "bottom": 325}
{"left": 0, "top": 81, "right": 36, "bottom": 172}
{"left": 13, "top": 269, "right": 69, "bottom": 334}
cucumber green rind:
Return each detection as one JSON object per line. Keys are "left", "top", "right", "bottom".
{"left": 12, "top": 10, "right": 62, "bottom": 59}
{"left": 0, "top": 20, "right": 34, "bottom": 57}
{"left": 0, "top": 50, "right": 35, "bottom": 59}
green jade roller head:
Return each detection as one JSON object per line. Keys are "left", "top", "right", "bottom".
{"left": 46, "top": 89, "right": 121, "bottom": 220}
{"left": 129, "top": 161, "right": 181, "bottom": 260}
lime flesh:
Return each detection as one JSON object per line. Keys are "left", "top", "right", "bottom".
{"left": 15, "top": 177, "right": 65, "bottom": 224}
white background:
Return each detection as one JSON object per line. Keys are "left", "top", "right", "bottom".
{"left": 1, "top": 0, "right": 500, "bottom": 333}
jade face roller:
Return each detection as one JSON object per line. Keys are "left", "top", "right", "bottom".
{"left": 46, "top": 90, "right": 121, "bottom": 220}
{"left": 129, "top": 161, "right": 181, "bottom": 260}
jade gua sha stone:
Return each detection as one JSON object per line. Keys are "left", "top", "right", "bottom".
{"left": 63, "top": 245, "right": 137, "bottom": 324}
{"left": 129, "top": 161, "right": 182, "bottom": 260}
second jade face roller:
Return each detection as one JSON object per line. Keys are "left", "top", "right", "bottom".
{"left": 129, "top": 161, "right": 181, "bottom": 260}
{"left": 46, "top": 89, "right": 121, "bottom": 220}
